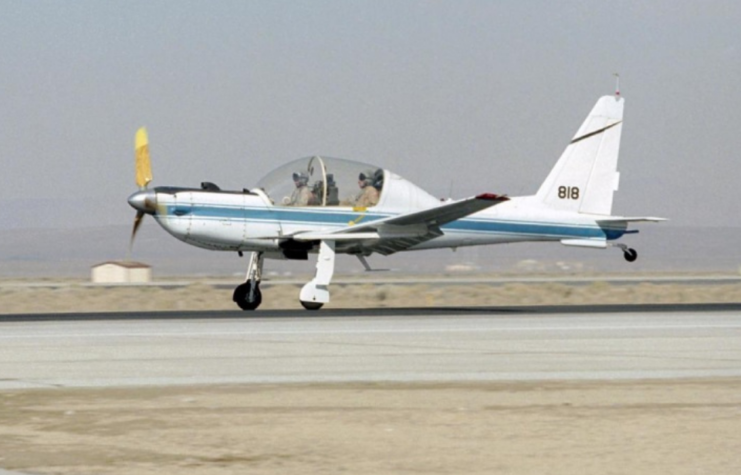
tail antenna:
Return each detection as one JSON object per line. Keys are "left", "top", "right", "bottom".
{"left": 613, "top": 73, "right": 620, "bottom": 97}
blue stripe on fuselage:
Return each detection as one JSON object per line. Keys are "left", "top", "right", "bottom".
{"left": 442, "top": 218, "right": 618, "bottom": 239}
{"left": 167, "top": 204, "right": 626, "bottom": 240}
{"left": 167, "top": 204, "right": 390, "bottom": 225}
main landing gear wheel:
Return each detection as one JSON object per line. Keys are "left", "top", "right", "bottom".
{"left": 233, "top": 282, "right": 262, "bottom": 310}
{"left": 623, "top": 248, "right": 638, "bottom": 262}
{"left": 297, "top": 241, "right": 336, "bottom": 311}
{"left": 300, "top": 300, "right": 323, "bottom": 311}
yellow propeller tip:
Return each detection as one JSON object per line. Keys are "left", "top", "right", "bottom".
{"left": 135, "top": 127, "right": 148, "bottom": 149}
{"left": 134, "top": 127, "right": 153, "bottom": 189}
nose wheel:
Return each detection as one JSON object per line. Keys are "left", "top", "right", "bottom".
{"left": 233, "top": 252, "right": 264, "bottom": 311}
{"left": 233, "top": 281, "right": 262, "bottom": 310}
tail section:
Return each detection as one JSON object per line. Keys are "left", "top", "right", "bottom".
{"left": 535, "top": 95, "right": 624, "bottom": 215}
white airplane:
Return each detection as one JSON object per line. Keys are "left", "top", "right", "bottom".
{"left": 128, "top": 92, "right": 664, "bottom": 310}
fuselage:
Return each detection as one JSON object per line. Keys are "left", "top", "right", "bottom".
{"left": 148, "top": 186, "right": 626, "bottom": 255}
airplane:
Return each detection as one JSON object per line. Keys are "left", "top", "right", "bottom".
{"left": 127, "top": 91, "right": 664, "bottom": 311}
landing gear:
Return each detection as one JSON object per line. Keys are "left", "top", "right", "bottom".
{"left": 233, "top": 251, "right": 264, "bottom": 311}
{"left": 234, "top": 242, "right": 338, "bottom": 311}
{"left": 300, "top": 301, "right": 324, "bottom": 311}
{"left": 623, "top": 248, "right": 638, "bottom": 262}
{"left": 299, "top": 240, "right": 336, "bottom": 311}
{"left": 233, "top": 281, "right": 262, "bottom": 310}
{"left": 615, "top": 243, "right": 638, "bottom": 263}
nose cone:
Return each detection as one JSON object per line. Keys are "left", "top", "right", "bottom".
{"left": 127, "top": 189, "right": 157, "bottom": 214}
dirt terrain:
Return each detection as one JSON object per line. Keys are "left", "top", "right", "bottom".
{"left": 1, "top": 278, "right": 739, "bottom": 474}
{"left": 2, "top": 277, "right": 741, "bottom": 314}
{"left": 0, "top": 379, "right": 739, "bottom": 474}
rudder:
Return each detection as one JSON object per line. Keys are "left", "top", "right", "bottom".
{"left": 535, "top": 95, "right": 624, "bottom": 215}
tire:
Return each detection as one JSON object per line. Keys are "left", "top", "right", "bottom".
{"left": 300, "top": 300, "right": 323, "bottom": 311}
{"left": 233, "top": 282, "right": 262, "bottom": 310}
{"left": 624, "top": 248, "right": 638, "bottom": 262}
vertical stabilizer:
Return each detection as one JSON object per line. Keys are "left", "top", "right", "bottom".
{"left": 535, "top": 96, "right": 624, "bottom": 215}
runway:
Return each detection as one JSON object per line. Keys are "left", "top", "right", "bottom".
{"left": 1, "top": 304, "right": 740, "bottom": 389}
{"left": 3, "top": 302, "right": 741, "bottom": 322}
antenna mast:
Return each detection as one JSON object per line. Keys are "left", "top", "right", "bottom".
{"left": 614, "top": 73, "right": 620, "bottom": 97}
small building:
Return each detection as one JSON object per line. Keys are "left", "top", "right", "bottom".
{"left": 91, "top": 261, "right": 152, "bottom": 284}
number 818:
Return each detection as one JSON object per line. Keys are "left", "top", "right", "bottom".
{"left": 558, "top": 186, "right": 579, "bottom": 200}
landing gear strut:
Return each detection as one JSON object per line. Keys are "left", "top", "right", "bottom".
{"left": 299, "top": 240, "right": 336, "bottom": 310}
{"left": 233, "top": 251, "right": 264, "bottom": 310}
{"left": 615, "top": 243, "right": 638, "bottom": 263}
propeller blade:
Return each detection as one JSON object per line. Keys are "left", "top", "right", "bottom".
{"left": 135, "top": 127, "right": 153, "bottom": 189}
{"left": 130, "top": 211, "right": 145, "bottom": 251}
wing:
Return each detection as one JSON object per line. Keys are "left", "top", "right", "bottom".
{"left": 293, "top": 193, "right": 508, "bottom": 255}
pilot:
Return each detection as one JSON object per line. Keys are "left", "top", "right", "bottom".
{"left": 288, "top": 172, "right": 314, "bottom": 206}
{"left": 354, "top": 170, "right": 380, "bottom": 207}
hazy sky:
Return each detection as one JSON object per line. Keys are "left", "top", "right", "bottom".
{"left": 1, "top": 1, "right": 739, "bottom": 230}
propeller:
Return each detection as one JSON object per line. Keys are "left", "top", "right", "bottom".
{"left": 131, "top": 210, "right": 145, "bottom": 247}
{"left": 127, "top": 127, "right": 156, "bottom": 251}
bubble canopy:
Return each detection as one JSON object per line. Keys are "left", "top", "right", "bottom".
{"left": 256, "top": 156, "right": 386, "bottom": 207}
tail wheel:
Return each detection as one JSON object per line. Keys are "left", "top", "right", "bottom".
{"left": 623, "top": 248, "right": 638, "bottom": 262}
{"left": 233, "top": 282, "right": 262, "bottom": 311}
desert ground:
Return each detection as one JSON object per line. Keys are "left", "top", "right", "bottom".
{"left": 0, "top": 380, "right": 739, "bottom": 474}
{"left": 2, "top": 275, "right": 741, "bottom": 314}
{"left": 1, "top": 276, "right": 739, "bottom": 474}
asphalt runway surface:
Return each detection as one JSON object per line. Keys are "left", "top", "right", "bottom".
{"left": 3, "top": 302, "right": 741, "bottom": 322}
{"left": 1, "top": 304, "right": 740, "bottom": 389}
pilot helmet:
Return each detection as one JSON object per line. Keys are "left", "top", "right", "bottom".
{"left": 358, "top": 169, "right": 374, "bottom": 186}
{"left": 292, "top": 171, "right": 309, "bottom": 186}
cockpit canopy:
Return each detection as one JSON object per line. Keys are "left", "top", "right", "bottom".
{"left": 256, "top": 156, "right": 441, "bottom": 212}
{"left": 256, "top": 156, "right": 385, "bottom": 207}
